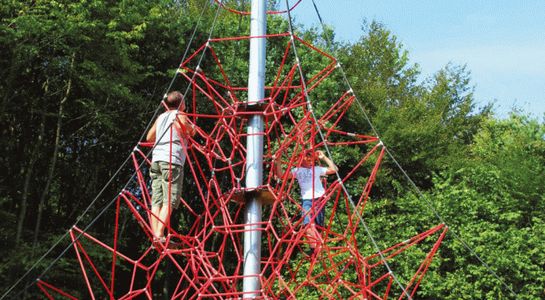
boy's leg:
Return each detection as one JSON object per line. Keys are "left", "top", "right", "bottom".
{"left": 156, "top": 162, "right": 183, "bottom": 238}
{"left": 308, "top": 224, "right": 322, "bottom": 247}
{"left": 150, "top": 162, "right": 163, "bottom": 238}
{"left": 300, "top": 199, "right": 322, "bottom": 249}
{"left": 151, "top": 206, "right": 161, "bottom": 237}
{"left": 155, "top": 205, "right": 172, "bottom": 238}
{"left": 315, "top": 198, "right": 325, "bottom": 229}
{"left": 309, "top": 198, "right": 324, "bottom": 248}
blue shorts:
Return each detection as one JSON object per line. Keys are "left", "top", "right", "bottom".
{"left": 301, "top": 198, "right": 325, "bottom": 227}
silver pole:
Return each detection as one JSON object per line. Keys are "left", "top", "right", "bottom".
{"left": 242, "top": 0, "right": 266, "bottom": 297}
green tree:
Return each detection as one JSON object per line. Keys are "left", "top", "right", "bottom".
{"left": 0, "top": 0, "right": 213, "bottom": 296}
{"left": 376, "top": 114, "right": 545, "bottom": 299}
{"left": 340, "top": 21, "right": 490, "bottom": 193}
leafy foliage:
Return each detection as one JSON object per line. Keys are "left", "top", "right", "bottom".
{"left": 0, "top": 1, "right": 543, "bottom": 299}
{"left": 377, "top": 116, "right": 545, "bottom": 299}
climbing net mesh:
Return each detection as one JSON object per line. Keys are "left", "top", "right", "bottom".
{"left": 32, "top": 32, "right": 447, "bottom": 299}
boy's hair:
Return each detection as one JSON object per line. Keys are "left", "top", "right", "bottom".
{"left": 302, "top": 149, "right": 316, "bottom": 159}
{"left": 165, "top": 91, "right": 184, "bottom": 109}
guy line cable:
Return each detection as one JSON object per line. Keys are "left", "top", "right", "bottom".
{"left": 285, "top": 1, "right": 414, "bottom": 299}
{"left": 0, "top": 1, "right": 222, "bottom": 298}
{"left": 308, "top": 0, "right": 518, "bottom": 297}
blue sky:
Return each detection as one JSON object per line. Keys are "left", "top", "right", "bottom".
{"left": 291, "top": 0, "right": 545, "bottom": 119}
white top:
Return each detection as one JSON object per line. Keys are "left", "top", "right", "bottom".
{"left": 152, "top": 110, "right": 187, "bottom": 166}
{"left": 291, "top": 166, "right": 328, "bottom": 199}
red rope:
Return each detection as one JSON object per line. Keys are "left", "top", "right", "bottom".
{"left": 34, "top": 32, "right": 445, "bottom": 300}
{"left": 37, "top": 280, "right": 78, "bottom": 300}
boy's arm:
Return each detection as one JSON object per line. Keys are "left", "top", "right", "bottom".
{"left": 176, "top": 113, "right": 196, "bottom": 137}
{"left": 274, "top": 157, "right": 294, "bottom": 179}
{"left": 146, "top": 120, "right": 157, "bottom": 142}
{"left": 317, "top": 150, "right": 338, "bottom": 175}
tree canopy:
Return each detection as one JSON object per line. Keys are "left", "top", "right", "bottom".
{"left": 1, "top": 1, "right": 543, "bottom": 299}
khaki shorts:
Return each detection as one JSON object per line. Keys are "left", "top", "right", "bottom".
{"left": 150, "top": 161, "right": 183, "bottom": 209}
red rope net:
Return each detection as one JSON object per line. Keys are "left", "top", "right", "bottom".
{"left": 32, "top": 34, "right": 446, "bottom": 299}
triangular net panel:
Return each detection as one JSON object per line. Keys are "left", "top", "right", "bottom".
{"left": 31, "top": 33, "right": 447, "bottom": 299}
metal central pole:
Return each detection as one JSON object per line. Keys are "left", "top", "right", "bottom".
{"left": 242, "top": 0, "right": 266, "bottom": 297}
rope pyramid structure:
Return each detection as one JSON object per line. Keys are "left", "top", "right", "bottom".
{"left": 28, "top": 30, "right": 448, "bottom": 299}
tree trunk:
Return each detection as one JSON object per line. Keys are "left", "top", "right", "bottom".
{"left": 15, "top": 115, "right": 45, "bottom": 247}
{"left": 32, "top": 53, "right": 75, "bottom": 247}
